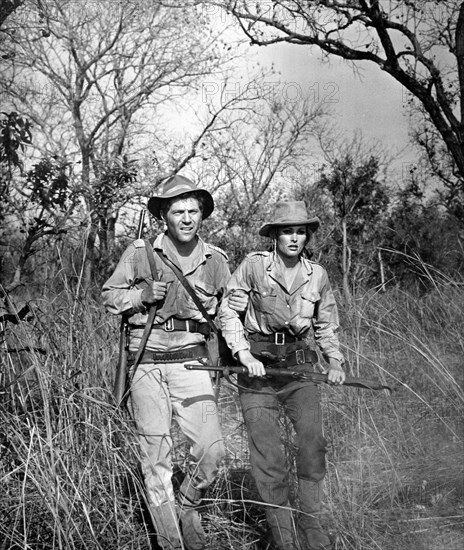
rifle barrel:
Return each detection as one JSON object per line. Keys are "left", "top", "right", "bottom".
{"left": 113, "top": 209, "right": 147, "bottom": 407}
{"left": 184, "top": 363, "right": 391, "bottom": 393}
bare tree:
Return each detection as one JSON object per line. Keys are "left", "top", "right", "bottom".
{"left": 0, "top": 0, "right": 231, "bottom": 288}
{"left": 205, "top": 1, "right": 463, "bottom": 214}
{"left": 192, "top": 81, "right": 328, "bottom": 266}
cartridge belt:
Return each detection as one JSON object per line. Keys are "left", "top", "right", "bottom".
{"left": 127, "top": 344, "right": 208, "bottom": 365}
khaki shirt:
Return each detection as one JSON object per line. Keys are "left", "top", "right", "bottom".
{"left": 219, "top": 251, "right": 344, "bottom": 363}
{"left": 102, "top": 234, "right": 230, "bottom": 352}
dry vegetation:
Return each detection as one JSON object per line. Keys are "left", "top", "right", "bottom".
{"left": 1, "top": 268, "right": 463, "bottom": 550}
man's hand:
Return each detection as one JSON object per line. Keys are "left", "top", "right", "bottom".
{"left": 237, "top": 349, "right": 266, "bottom": 377}
{"left": 227, "top": 290, "right": 248, "bottom": 314}
{"left": 326, "top": 357, "right": 346, "bottom": 385}
{"left": 141, "top": 281, "right": 168, "bottom": 306}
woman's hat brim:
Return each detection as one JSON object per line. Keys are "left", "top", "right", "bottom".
{"left": 259, "top": 219, "right": 320, "bottom": 237}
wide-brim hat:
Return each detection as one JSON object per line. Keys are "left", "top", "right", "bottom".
{"left": 147, "top": 175, "right": 214, "bottom": 219}
{"left": 259, "top": 201, "right": 320, "bottom": 237}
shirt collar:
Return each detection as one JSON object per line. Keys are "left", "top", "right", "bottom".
{"left": 267, "top": 253, "right": 314, "bottom": 293}
{"left": 154, "top": 233, "right": 208, "bottom": 273}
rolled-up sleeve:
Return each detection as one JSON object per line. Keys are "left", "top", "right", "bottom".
{"left": 312, "top": 270, "right": 344, "bottom": 363}
{"left": 101, "top": 243, "right": 146, "bottom": 316}
{"left": 219, "top": 261, "right": 251, "bottom": 356}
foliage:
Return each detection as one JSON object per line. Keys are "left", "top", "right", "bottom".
{"left": 382, "top": 186, "right": 464, "bottom": 288}
{"left": 0, "top": 111, "right": 32, "bottom": 171}
{"left": 0, "top": 0, "right": 24, "bottom": 27}
{"left": 318, "top": 155, "right": 390, "bottom": 290}
{"left": 26, "top": 157, "right": 70, "bottom": 212}
{"left": 0, "top": 156, "right": 73, "bottom": 291}
{"left": 0, "top": 112, "right": 32, "bottom": 226}
{"left": 0, "top": 261, "right": 463, "bottom": 549}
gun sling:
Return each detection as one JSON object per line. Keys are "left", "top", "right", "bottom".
{"left": 128, "top": 241, "right": 215, "bottom": 376}
{"left": 154, "top": 249, "right": 220, "bottom": 336}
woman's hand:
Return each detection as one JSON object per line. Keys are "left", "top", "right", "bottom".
{"left": 237, "top": 349, "right": 266, "bottom": 377}
{"left": 326, "top": 358, "right": 346, "bottom": 385}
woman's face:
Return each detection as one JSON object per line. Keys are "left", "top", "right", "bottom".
{"left": 276, "top": 225, "right": 308, "bottom": 259}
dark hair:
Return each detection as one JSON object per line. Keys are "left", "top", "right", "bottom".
{"left": 159, "top": 191, "right": 205, "bottom": 219}
{"left": 269, "top": 226, "right": 313, "bottom": 255}
{"left": 269, "top": 225, "right": 311, "bottom": 242}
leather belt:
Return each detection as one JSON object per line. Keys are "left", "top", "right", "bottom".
{"left": 131, "top": 318, "right": 210, "bottom": 336}
{"left": 127, "top": 344, "right": 208, "bottom": 364}
{"left": 248, "top": 332, "right": 306, "bottom": 345}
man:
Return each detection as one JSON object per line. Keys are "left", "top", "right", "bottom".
{"left": 102, "top": 175, "right": 244, "bottom": 550}
{"left": 219, "top": 201, "right": 345, "bottom": 550}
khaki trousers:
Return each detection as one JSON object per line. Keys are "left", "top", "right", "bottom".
{"left": 128, "top": 361, "right": 225, "bottom": 508}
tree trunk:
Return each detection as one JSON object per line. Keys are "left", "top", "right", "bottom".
{"left": 83, "top": 216, "right": 98, "bottom": 292}
{"left": 457, "top": 3, "right": 464, "bottom": 140}
{"left": 341, "top": 218, "right": 351, "bottom": 303}
{"left": 79, "top": 148, "right": 94, "bottom": 292}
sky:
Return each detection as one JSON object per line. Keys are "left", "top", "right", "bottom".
{"left": 161, "top": 12, "right": 429, "bottom": 188}
{"left": 250, "top": 41, "right": 414, "bottom": 162}
{"left": 176, "top": 36, "right": 418, "bottom": 187}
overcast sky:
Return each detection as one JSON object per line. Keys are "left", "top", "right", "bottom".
{"left": 252, "top": 42, "right": 413, "bottom": 158}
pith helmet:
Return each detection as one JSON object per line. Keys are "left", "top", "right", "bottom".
{"left": 147, "top": 175, "right": 214, "bottom": 219}
{"left": 259, "top": 201, "right": 320, "bottom": 237}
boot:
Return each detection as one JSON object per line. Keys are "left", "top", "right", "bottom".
{"left": 177, "top": 475, "right": 207, "bottom": 550}
{"left": 297, "top": 479, "right": 331, "bottom": 550}
{"left": 150, "top": 500, "right": 183, "bottom": 550}
{"left": 265, "top": 505, "right": 298, "bottom": 550}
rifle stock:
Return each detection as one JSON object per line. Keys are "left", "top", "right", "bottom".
{"left": 185, "top": 363, "right": 391, "bottom": 393}
{"left": 113, "top": 210, "right": 146, "bottom": 406}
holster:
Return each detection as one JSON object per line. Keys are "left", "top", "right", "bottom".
{"left": 249, "top": 340, "right": 318, "bottom": 368}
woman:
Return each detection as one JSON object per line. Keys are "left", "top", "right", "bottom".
{"left": 219, "top": 201, "right": 345, "bottom": 550}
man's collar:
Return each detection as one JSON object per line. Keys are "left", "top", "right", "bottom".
{"left": 154, "top": 233, "right": 207, "bottom": 274}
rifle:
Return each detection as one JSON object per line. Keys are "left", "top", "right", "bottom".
{"left": 113, "top": 209, "right": 146, "bottom": 406}
{"left": 185, "top": 362, "right": 391, "bottom": 393}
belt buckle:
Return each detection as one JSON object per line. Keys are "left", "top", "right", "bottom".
{"left": 275, "top": 332, "right": 285, "bottom": 345}
{"left": 296, "top": 349, "right": 306, "bottom": 364}
{"left": 164, "top": 318, "right": 175, "bottom": 331}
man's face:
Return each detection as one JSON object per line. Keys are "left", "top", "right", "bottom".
{"left": 164, "top": 197, "right": 202, "bottom": 245}
{"left": 276, "top": 225, "right": 307, "bottom": 258}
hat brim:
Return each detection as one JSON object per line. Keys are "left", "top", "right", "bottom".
{"left": 259, "top": 218, "right": 320, "bottom": 237}
{"left": 148, "top": 189, "right": 214, "bottom": 220}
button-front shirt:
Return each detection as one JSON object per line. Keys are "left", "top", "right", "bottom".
{"left": 102, "top": 234, "right": 230, "bottom": 352}
{"left": 219, "top": 251, "right": 344, "bottom": 363}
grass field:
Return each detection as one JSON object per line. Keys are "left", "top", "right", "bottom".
{"left": 1, "top": 274, "right": 463, "bottom": 549}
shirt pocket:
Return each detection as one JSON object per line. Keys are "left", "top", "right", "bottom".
{"left": 251, "top": 287, "right": 277, "bottom": 315}
{"left": 193, "top": 281, "right": 217, "bottom": 311}
{"left": 300, "top": 290, "right": 320, "bottom": 318}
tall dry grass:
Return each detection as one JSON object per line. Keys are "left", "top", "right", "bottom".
{"left": 1, "top": 266, "right": 463, "bottom": 549}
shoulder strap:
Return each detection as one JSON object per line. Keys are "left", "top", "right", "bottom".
{"left": 144, "top": 239, "right": 159, "bottom": 281}
{"left": 129, "top": 240, "right": 160, "bottom": 370}
{"left": 155, "top": 249, "right": 218, "bottom": 334}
